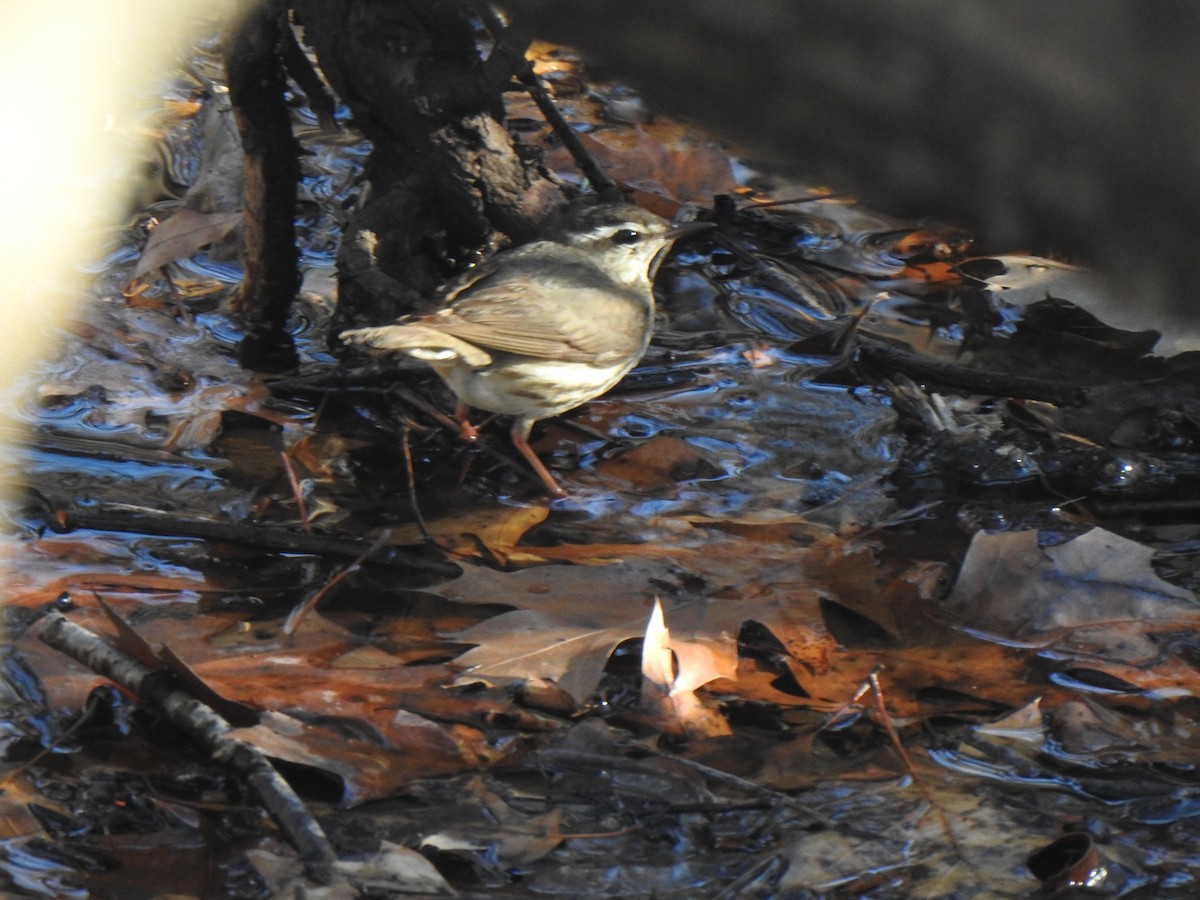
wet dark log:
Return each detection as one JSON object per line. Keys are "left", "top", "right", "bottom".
{"left": 37, "top": 613, "right": 338, "bottom": 884}
{"left": 860, "top": 345, "right": 1091, "bottom": 408}
{"left": 292, "top": 0, "right": 564, "bottom": 328}
{"left": 500, "top": 0, "right": 1200, "bottom": 335}
{"left": 224, "top": 0, "right": 302, "bottom": 369}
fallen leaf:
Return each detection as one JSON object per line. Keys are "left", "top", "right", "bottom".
{"left": 245, "top": 838, "right": 453, "bottom": 897}
{"left": 133, "top": 208, "right": 242, "bottom": 277}
{"left": 640, "top": 598, "right": 732, "bottom": 738}
{"left": 975, "top": 698, "right": 1046, "bottom": 741}
{"left": 545, "top": 125, "right": 737, "bottom": 205}
{"left": 230, "top": 709, "right": 468, "bottom": 806}
{"left": 640, "top": 598, "right": 674, "bottom": 692}
{"left": 335, "top": 840, "right": 454, "bottom": 894}
{"left": 800, "top": 644, "right": 1037, "bottom": 714}
{"left": 594, "top": 434, "right": 711, "bottom": 488}
{"left": 419, "top": 777, "right": 566, "bottom": 868}
{"left": 0, "top": 777, "right": 56, "bottom": 841}
{"left": 945, "top": 528, "right": 1200, "bottom": 639}
{"left": 442, "top": 550, "right": 835, "bottom": 704}
{"left": 957, "top": 254, "right": 1198, "bottom": 356}
{"left": 386, "top": 506, "right": 549, "bottom": 563}
{"left": 453, "top": 609, "right": 636, "bottom": 702}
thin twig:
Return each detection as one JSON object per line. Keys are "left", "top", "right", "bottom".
{"left": 0, "top": 689, "right": 108, "bottom": 787}
{"left": 400, "top": 427, "right": 434, "bottom": 542}
{"left": 867, "top": 669, "right": 964, "bottom": 860}
{"left": 36, "top": 612, "right": 337, "bottom": 883}
{"left": 279, "top": 449, "right": 314, "bottom": 534}
{"left": 1086, "top": 497, "right": 1200, "bottom": 518}
{"left": 742, "top": 192, "right": 847, "bottom": 209}
{"left": 817, "top": 669, "right": 873, "bottom": 733}
{"left": 40, "top": 502, "right": 457, "bottom": 577}
{"left": 283, "top": 528, "right": 393, "bottom": 635}
{"left": 538, "top": 746, "right": 817, "bottom": 821}
{"left": 475, "top": 3, "right": 616, "bottom": 195}
{"left": 712, "top": 854, "right": 788, "bottom": 900}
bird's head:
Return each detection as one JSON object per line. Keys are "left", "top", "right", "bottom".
{"left": 546, "top": 202, "right": 712, "bottom": 288}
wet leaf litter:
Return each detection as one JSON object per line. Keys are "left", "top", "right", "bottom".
{"left": 5, "top": 32, "right": 1200, "bottom": 900}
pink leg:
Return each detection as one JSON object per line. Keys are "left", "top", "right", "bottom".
{"left": 454, "top": 401, "right": 479, "bottom": 442}
{"left": 510, "top": 418, "right": 567, "bottom": 497}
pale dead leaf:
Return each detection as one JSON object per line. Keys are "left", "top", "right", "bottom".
{"left": 335, "top": 840, "right": 453, "bottom": 895}
{"left": 976, "top": 698, "right": 1046, "bottom": 741}
{"left": 245, "top": 839, "right": 453, "bottom": 897}
{"left": 640, "top": 598, "right": 674, "bottom": 692}
{"left": 640, "top": 599, "right": 733, "bottom": 738}
{"left": 959, "top": 254, "right": 1198, "bottom": 356}
{"left": 133, "top": 208, "right": 242, "bottom": 277}
{"left": 670, "top": 637, "right": 738, "bottom": 694}
{"left": 329, "top": 646, "right": 408, "bottom": 669}
{"left": 780, "top": 830, "right": 909, "bottom": 892}
{"left": 946, "top": 527, "right": 1200, "bottom": 640}
{"left": 440, "top": 559, "right": 696, "bottom": 702}
{"left": 454, "top": 609, "right": 637, "bottom": 703}
{"left": 441, "top": 553, "right": 833, "bottom": 704}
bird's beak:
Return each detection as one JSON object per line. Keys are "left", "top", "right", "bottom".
{"left": 649, "top": 220, "right": 715, "bottom": 280}
{"left": 665, "top": 219, "right": 716, "bottom": 240}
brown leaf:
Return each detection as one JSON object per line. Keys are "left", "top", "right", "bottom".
{"left": 547, "top": 125, "right": 737, "bottom": 205}
{"left": 594, "top": 435, "right": 710, "bottom": 489}
{"left": 386, "top": 506, "right": 549, "bottom": 563}
{"left": 0, "top": 777, "right": 58, "bottom": 840}
{"left": 95, "top": 594, "right": 165, "bottom": 670}
{"left": 786, "top": 643, "right": 1038, "bottom": 715}
{"left": 231, "top": 710, "right": 467, "bottom": 805}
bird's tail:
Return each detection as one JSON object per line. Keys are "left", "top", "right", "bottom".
{"left": 339, "top": 324, "right": 493, "bottom": 367}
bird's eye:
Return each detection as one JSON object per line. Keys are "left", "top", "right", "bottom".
{"left": 611, "top": 228, "right": 641, "bottom": 245}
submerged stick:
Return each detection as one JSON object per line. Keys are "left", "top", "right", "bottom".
{"left": 862, "top": 345, "right": 1091, "bottom": 407}
{"left": 42, "top": 503, "right": 457, "bottom": 578}
{"left": 36, "top": 613, "right": 337, "bottom": 884}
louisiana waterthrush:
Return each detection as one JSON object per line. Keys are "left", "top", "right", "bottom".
{"left": 340, "top": 201, "right": 711, "bottom": 496}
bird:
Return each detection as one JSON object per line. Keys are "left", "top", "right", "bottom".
{"left": 339, "top": 201, "right": 712, "bottom": 496}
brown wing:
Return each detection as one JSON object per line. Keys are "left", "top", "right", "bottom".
{"left": 425, "top": 247, "right": 651, "bottom": 365}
